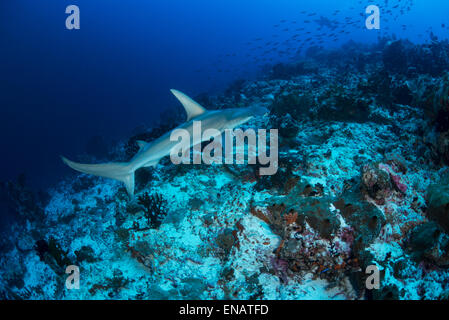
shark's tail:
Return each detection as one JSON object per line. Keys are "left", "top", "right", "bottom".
{"left": 61, "top": 156, "right": 136, "bottom": 196}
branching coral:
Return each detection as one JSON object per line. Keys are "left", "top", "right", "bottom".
{"left": 34, "top": 237, "right": 72, "bottom": 274}
{"left": 137, "top": 192, "right": 168, "bottom": 229}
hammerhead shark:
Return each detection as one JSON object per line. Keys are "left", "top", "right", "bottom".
{"left": 61, "top": 89, "right": 267, "bottom": 196}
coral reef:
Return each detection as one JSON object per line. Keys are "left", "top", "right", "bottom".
{"left": 2, "top": 37, "right": 449, "bottom": 300}
{"left": 426, "top": 183, "right": 449, "bottom": 233}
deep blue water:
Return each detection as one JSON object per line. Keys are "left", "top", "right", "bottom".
{"left": 0, "top": 0, "right": 448, "bottom": 197}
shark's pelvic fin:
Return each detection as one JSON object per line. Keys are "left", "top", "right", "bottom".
{"left": 170, "top": 89, "right": 207, "bottom": 121}
{"left": 61, "top": 156, "right": 135, "bottom": 196}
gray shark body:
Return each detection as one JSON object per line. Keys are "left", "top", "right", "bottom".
{"left": 62, "top": 89, "right": 267, "bottom": 196}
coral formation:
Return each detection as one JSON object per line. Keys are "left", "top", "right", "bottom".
{"left": 137, "top": 192, "right": 168, "bottom": 229}
{"left": 426, "top": 183, "right": 449, "bottom": 233}
{"left": 2, "top": 36, "right": 449, "bottom": 300}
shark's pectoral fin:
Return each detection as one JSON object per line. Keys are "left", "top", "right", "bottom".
{"left": 170, "top": 89, "right": 207, "bottom": 121}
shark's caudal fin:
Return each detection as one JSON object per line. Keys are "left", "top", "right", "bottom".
{"left": 61, "top": 156, "right": 135, "bottom": 196}
{"left": 170, "top": 89, "right": 207, "bottom": 121}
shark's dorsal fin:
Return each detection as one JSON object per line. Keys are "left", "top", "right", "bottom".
{"left": 170, "top": 89, "right": 207, "bottom": 121}
{"left": 136, "top": 140, "right": 147, "bottom": 151}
